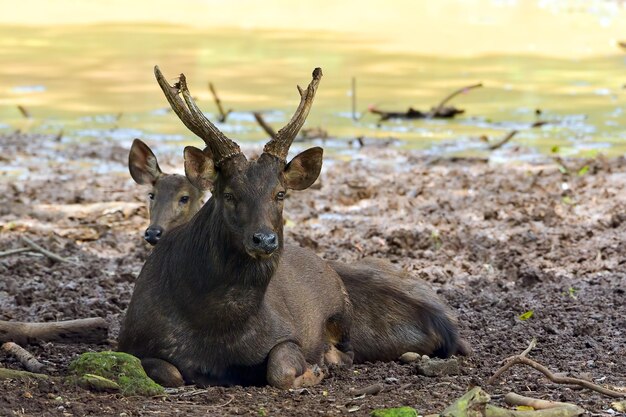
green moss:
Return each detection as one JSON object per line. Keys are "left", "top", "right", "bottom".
{"left": 371, "top": 407, "right": 418, "bottom": 417}
{"left": 69, "top": 351, "right": 164, "bottom": 396}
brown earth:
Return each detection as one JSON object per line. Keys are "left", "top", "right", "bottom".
{"left": 0, "top": 132, "right": 624, "bottom": 416}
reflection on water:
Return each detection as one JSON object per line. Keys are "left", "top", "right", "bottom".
{"left": 0, "top": 23, "right": 624, "bottom": 160}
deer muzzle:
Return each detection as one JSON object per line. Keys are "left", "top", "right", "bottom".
{"left": 247, "top": 230, "right": 279, "bottom": 258}
{"left": 144, "top": 226, "right": 164, "bottom": 245}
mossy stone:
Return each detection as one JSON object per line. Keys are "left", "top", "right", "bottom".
{"left": 69, "top": 351, "right": 163, "bottom": 396}
{"left": 371, "top": 407, "right": 418, "bottom": 417}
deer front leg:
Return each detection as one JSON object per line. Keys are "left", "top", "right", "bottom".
{"left": 267, "top": 341, "right": 324, "bottom": 389}
{"left": 141, "top": 358, "right": 184, "bottom": 387}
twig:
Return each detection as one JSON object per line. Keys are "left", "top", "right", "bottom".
{"left": 531, "top": 121, "right": 549, "bottom": 128}
{"left": 432, "top": 83, "right": 483, "bottom": 116}
{"left": 21, "top": 236, "right": 78, "bottom": 265}
{"left": 17, "top": 105, "right": 31, "bottom": 119}
{"left": 0, "top": 248, "right": 31, "bottom": 258}
{"left": 214, "top": 394, "right": 235, "bottom": 407}
{"left": 351, "top": 77, "right": 357, "bottom": 121}
{"left": 1, "top": 342, "right": 45, "bottom": 373}
{"left": 519, "top": 337, "right": 537, "bottom": 357}
{"left": 253, "top": 112, "right": 277, "bottom": 140}
{"left": 489, "top": 340, "right": 625, "bottom": 398}
{"left": 208, "top": 82, "right": 231, "bottom": 123}
{"left": 177, "top": 388, "right": 210, "bottom": 398}
{"left": 489, "top": 338, "right": 536, "bottom": 383}
{"left": 487, "top": 130, "right": 518, "bottom": 151}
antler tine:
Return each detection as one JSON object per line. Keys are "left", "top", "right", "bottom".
{"left": 154, "top": 66, "right": 205, "bottom": 140}
{"left": 154, "top": 66, "right": 241, "bottom": 166}
{"left": 263, "top": 67, "right": 323, "bottom": 161}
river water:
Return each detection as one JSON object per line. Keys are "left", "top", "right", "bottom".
{"left": 1, "top": 1, "right": 625, "bottom": 160}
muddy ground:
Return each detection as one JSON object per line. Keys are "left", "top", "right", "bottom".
{"left": 0, "top": 132, "right": 624, "bottom": 416}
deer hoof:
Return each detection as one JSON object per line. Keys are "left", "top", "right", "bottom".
{"left": 293, "top": 364, "right": 325, "bottom": 388}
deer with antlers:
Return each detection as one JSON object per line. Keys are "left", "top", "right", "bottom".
{"left": 119, "top": 67, "right": 465, "bottom": 389}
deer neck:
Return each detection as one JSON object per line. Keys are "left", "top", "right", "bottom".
{"left": 167, "top": 198, "right": 281, "bottom": 329}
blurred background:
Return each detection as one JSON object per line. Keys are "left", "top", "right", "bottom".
{"left": 1, "top": 0, "right": 625, "bottom": 161}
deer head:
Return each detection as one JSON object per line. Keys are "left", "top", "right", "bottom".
{"left": 154, "top": 66, "right": 323, "bottom": 258}
{"left": 129, "top": 138, "right": 205, "bottom": 245}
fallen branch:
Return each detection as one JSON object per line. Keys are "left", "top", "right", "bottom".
{"left": 21, "top": 236, "right": 78, "bottom": 265}
{"left": 208, "top": 82, "right": 232, "bottom": 123}
{"left": 487, "top": 130, "right": 518, "bottom": 150}
{"left": 504, "top": 393, "right": 582, "bottom": 411}
{"left": 441, "top": 387, "right": 584, "bottom": 417}
{"left": 432, "top": 83, "right": 483, "bottom": 117}
{"left": 0, "top": 318, "right": 109, "bottom": 345}
{"left": 489, "top": 339, "right": 625, "bottom": 398}
{"left": 370, "top": 83, "right": 483, "bottom": 122}
{"left": 253, "top": 112, "right": 278, "bottom": 140}
{"left": 486, "top": 403, "right": 583, "bottom": 417}
{"left": 17, "top": 105, "right": 32, "bottom": 119}
{"left": 253, "top": 112, "right": 329, "bottom": 142}
{"left": 1, "top": 342, "right": 45, "bottom": 373}
{"left": 0, "top": 367, "right": 48, "bottom": 381}
{"left": 369, "top": 106, "right": 430, "bottom": 121}
{"left": 0, "top": 248, "right": 32, "bottom": 258}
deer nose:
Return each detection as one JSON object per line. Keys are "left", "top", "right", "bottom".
{"left": 144, "top": 226, "right": 163, "bottom": 245}
{"left": 252, "top": 231, "right": 278, "bottom": 254}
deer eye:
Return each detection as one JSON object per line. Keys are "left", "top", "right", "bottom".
{"left": 276, "top": 191, "right": 286, "bottom": 201}
{"left": 179, "top": 196, "right": 190, "bottom": 204}
{"left": 223, "top": 193, "right": 235, "bottom": 202}
{"left": 148, "top": 193, "right": 155, "bottom": 200}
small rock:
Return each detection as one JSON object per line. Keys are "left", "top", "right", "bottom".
{"left": 399, "top": 352, "right": 420, "bottom": 364}
{"left": 415, "top": 357, "right": 460, "bottom": 377}
{"left": 384, "top": 377, "right": 399, "bottom": 384}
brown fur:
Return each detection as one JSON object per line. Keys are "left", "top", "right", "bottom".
{"left": 129, "top": 147, "right": 466, "bottom": 368}
{"left": 119, "top": 151, "right": 354, "bottom": 388}
{"left": 330, "top": 258, "right": 466, "bottom": 361}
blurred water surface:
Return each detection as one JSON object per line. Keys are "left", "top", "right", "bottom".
{"left": 1, "top": 0, "right": 625, "bottom": 160}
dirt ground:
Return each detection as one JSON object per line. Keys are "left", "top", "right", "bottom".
{"left": 0, "top": 132, "right": 625, "bottom": 416}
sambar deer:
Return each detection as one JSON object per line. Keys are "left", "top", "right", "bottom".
{"left": 128, "top": 140, "right": 466, "bottom": 363}
{"left": 128, "top": 139, "right": 205, "bottom": 245}
{"left": 119, "top": 67, "right": 354, "bottom": 389}
{"left": 119, "top": 66, "right": 465, "bottom": 389}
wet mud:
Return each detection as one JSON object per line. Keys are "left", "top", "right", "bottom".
{"left": 0, "top": 133, "right": 624, "bottom": 416}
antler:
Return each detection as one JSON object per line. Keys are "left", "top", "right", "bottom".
{"left": 154, "top": 66, "right": 241, "bottom": 166}
{"left": 263, "top": 67, "right": 323, "bottom": 161}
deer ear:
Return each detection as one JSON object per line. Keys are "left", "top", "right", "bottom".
{"left": 129, "top": 139, "right": 162, "bottom": 185}
{"left": 184, "top": 146, "right": 217, "bottom": 191}
{"left": 283, "top": 147, "right": 323, "bottom": 190}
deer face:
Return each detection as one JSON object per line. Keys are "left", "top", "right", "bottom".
{"left": 129, "top": 139, "right": 205, "bottom": 245}
{"left": 184, "top": 148, "right": 323, "bottom": 259}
